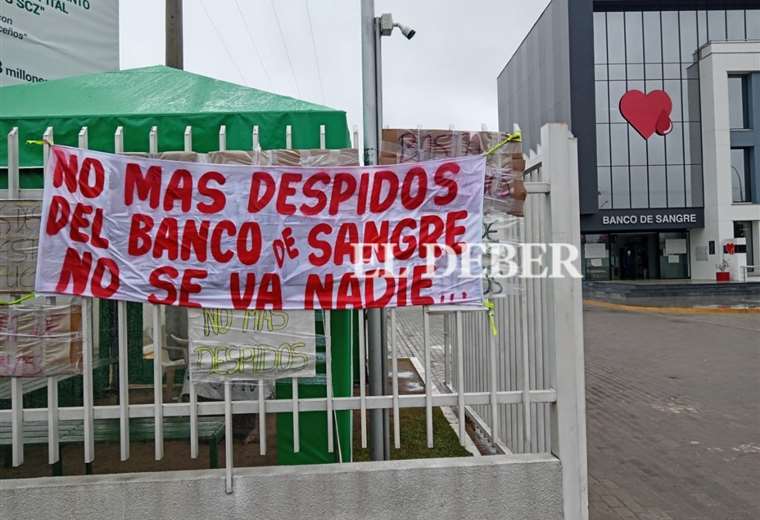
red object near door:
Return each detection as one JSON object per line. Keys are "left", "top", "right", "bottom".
{"left": 716, "top": 271, "right": 731, "bottom": 282}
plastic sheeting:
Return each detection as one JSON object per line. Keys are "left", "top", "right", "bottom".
{"left": 380, "top": 128, "right": 526, "bottom": 217}
{"left": 0, "top": 66, "right": 350, "bottom": 169}
{"left": 0, "top": 297, "right": 82, "bottom": 377}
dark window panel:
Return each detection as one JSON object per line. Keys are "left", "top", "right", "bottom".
{"left": 728, "top": 75, "right": 748, "bottom": 129}
{"left": 627, "top": 63, "right": 644, "bottom": 80}
{"left": 597, "top": 124, "right": 611, "bottom": 166}
{"left": 609, "top": 81, "right": 627, "bottom": 123}
{"left": 697, "top": 11, "right": 708, "bottom": 46}
{"left": 644, "top": 11, "right": 662, "bottom": 63}
{"left": 610, "top": 123, "right": 629, "bottom": 166}
{"left": 630, "top": 166, "right": 649, "bottom": 208}
{"left": 726, "top": 10, "right": 745, "bottom": 40}
{"left": 667, "top": 165, "right": 686, "bottom": 207}
{"left": 607, "top": 12, "right": 626, "bottom": 63}
{"left": 594, "top": 12, "right": 608, "bottom": 64}
{"left": 733, "top": 222, "right": 755, "bottom": 269}
{"left": 629, "top": 126, "right": 647, "bottom": 166}
{"left": 685, "top": 79, "right": 700, "bottom": 121}
{"left": 662, "top": 12, "right": 680, "bottom": 62}
{"left": 665, "top": 79, "right": 682, "bottom": 121}
{"left": 625, "top": 12, "right": 644, "bottom": 63}
{"left": 645, "top": 64, "right": 662, "bottom": 80}
{"left": 649, "top": 165, "right": 667, "bottom": 207}
{"left": 666, "top": 122, "right": 684, "bottom": 164}
{"left": 596, "top": 82, "right": 610, "bottom": 123}
{"left": 612, "top": 166, "right": 631, "bottom": 208}
{"left": 609, "top": 64, "right": 627, "bottom": 80}
{"left": 648, "top": 133, "right": 666, "bottom": 165}
{"left": 598, "top": 167, "right": 612, "bottom": 209}
{"left": 627, "top": 79, "right": 644, "bottom": 92}
{"left": 689, "top": 165, "right": 704, "bottom": 207}
{"left": 595, "top": 64, "right": 608, "bottom": 81}
{"left": 748, "top": 10, "right": 760, "bottom": 39}
{"left": 731, "top": 148, "right": 750, "bottom": 203}
{"left": 685, "top": 62, "right": 699, "bottom": 81}
{"left": 664, "top": 63, "right": 681, "bottom": 80}
{"left": 684, "top": 122, "right": 702, "bottom": 164}
{"left": 707, "top": 10, "right": 727, "bottom": 41}
{"left": 679, "top": 11, "right": 698, "bottom": 63}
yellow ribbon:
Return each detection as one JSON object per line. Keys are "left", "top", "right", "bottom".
{"left": 25, "top": 138, "right": 54, "bottom": 146}
{"left": 0, "top": 293, "right": 35, "bottom": 306}
{"left": 484, "top": 129, "right": 522, "bottom": 157}
{"left": 484, "top": 299, "right": 498, "bottom": 336}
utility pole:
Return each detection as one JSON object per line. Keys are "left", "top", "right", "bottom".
{"left": 166, "top": 0, "right": 184, "bottom": 69}
{"left": 360, "top": 0, "right": 388, "bottom": 461}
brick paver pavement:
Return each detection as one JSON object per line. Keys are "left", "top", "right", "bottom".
{"left": 393, "top": 305, "right": 760, "bottom": 519}
{"left": 584, "top": 306, "right": 760, "bottom": 520}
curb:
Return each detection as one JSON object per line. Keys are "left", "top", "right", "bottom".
{"left": 583, "top": 299, "right": 760, "bottom": 315}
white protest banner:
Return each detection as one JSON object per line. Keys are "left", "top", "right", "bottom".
{"left": 189, "top": 308, "right": 316, "bottom": 381}
{"left": 35, "top": 146, "right": 485, "bottom": 310}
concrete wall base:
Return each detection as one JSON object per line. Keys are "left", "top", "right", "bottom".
{"left": 0, "top": 454, "right": 562, "bottom": 520}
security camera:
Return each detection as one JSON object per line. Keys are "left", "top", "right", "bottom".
{"left": 394, "top": 22, "right": 416, "bottom": 40}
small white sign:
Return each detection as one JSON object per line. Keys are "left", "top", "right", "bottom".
{"left": 665, "top": 239, "right": 687, "bottom": 255}
{"left": 584, "top": 243, "right": 607, "bottom": 259}
{"left": 189, "top": 308, "right": 317, "bottom": 382}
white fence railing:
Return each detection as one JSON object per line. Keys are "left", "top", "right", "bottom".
{"left": 452, "top": 124, "right": 588, "bottom": 518}
{"left": 0, "top": 123, "right": 587, "bottom": 520}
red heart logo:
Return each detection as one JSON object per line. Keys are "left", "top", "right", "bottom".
{"left": 619, "top": 90, "right": 672, "bottom": 139}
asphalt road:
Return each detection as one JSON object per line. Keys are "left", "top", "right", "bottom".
{"left": 584, "top": 305, "right": 760, "bottom": 520}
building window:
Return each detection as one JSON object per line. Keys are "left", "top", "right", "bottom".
{"left": 593, "top": 9, "right": 707, "bottom": 211}
{"left": 731, "top": 148, "right": 751, "bottom": 203}
{"left": 728, "top": 75, "right": 749, "bottom": 129}
{"left": 733, "top": 221, "right": 755, "bottom": 274}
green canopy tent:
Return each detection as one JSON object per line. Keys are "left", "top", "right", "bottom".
{"left": 0, "top": 64, "right": 350, "bottom": 171}
{"left": 0, "top": 65, "right": 353, "bottom": 465}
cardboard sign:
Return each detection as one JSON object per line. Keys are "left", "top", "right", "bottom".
{"left": 0, "top": 298, "right": 82, "bottom": 377}
{"left": 0, "top": 200, "right": 42, "bottom": 293}
{"left": 380, "top": 128, "right": 525, "bottom": 217}
{"left": 35, "top": 146, "right": 486, "bottom": 310}
{"left": 189, "top": 308, "right": 316, "bottom": 381}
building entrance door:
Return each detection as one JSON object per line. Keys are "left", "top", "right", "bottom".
{"left": 611, "top": 233, "right": 658, "bottom": 280}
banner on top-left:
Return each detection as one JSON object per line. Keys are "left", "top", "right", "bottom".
{"left": 35, "top": 145, "right": 485, "bottom": 310}
{"left": 0, "top": 0, "right": 119, "bottom": 86}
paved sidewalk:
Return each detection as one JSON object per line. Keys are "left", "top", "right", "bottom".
{"left": 584, "top": 306, "right": 760, "bottom": 520}
{"left": 392, "top": 304, "right": 760, "bottom": 519}
{"left": 393, "top": 307, "right": 448, "bottom": 389}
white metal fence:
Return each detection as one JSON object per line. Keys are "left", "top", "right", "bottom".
{"left": 0, "top": 123, "right": 587, "bottom": 520}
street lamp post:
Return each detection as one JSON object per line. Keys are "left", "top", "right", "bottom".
{"left": 360, "top": 0, "right": 415, "bottom": 461}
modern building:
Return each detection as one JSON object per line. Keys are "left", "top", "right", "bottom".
{"left": 498, "top": 0, "right": 760, "bottom": 280}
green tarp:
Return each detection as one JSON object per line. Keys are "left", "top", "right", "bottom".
{"left": 0, "top": 65, "right": 353, "bottom": 464}
{"left": 0, "top": 65, "right": 350, "bottom": 169}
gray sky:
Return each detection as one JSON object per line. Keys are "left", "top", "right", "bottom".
{"left": 120, "top": 0, "right": 549, "bottom": 137}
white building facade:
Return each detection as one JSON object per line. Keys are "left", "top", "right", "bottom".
{"left": 692, "top": 41, "right": 760, "bottom": 280}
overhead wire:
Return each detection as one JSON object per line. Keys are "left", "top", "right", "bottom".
{"left": 232, "top": 0, "right": 273, "bottom": 89}
{"left": 304, "top": 0, "right": 326, "bottom": 104}
{"left": 199, "top": 0, "right": 249, "bottom": 86}
{"left": 270, "top": 0, "right": 303, "bottom": 97}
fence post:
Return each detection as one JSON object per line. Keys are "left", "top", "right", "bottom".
{"left": 544, "top": 123, "right": 588, "bottom": 520}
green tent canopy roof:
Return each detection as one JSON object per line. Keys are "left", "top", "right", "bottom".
{"left": 0, "top": 65, "right": 350, "bottom": 169}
